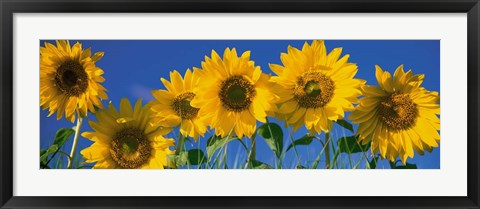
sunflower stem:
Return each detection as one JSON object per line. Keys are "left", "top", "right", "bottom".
{"left": 175, "top": 133, "right": 186, "bottom": 155}
{"left": 67, "top": 113, "right": 83, "bottom": 169}
{"left": 324, "top": 132, "right": 331, "bottom": 169}
{"left": 245, "top": 135, "right": 257, "bottom": 168}
{"left": 250, "top": 137, "right": 257, "bottom": 162}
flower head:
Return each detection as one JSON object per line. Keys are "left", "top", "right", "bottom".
{"left": 191, "top": 48, "right": 278, "bottom": 138}
{"left": 81, "top": 98, "right": 174, "bottom": 169}
{"left": 270, "top": 40, "right": 364, "bottom": 133}
{"left": 349, "top": 65, "right": 440, "bottom": 163}
{"left": 150, "top": 69, "right": 208, "bottom": 140}
{"left": 40, "top": 40, "right": 107, "bottom": 122}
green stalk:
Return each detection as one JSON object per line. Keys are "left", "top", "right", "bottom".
{"left": 250, "top": 137, "right": 257, "bottom": 162}
{"left": 175, "top": 134, "right": 186, "bottom": 155}
{"left": 67, "top": 113, "right": 83, "bottom": 169}
{"left": 312, "top": 137, "right": 328, "bottom": 169}
{"left": 288, "top": 128, "right": 302, "bottom": 167}
{"left": 324, "top": 132, "right": 331, "bottom": 169}
{"left": 245, "top": 135, "right": 257, "bottom": 168}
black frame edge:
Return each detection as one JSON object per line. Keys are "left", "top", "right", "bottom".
{"left": 1, "top": 0, "right": 14, "bottom": 208}
{"left": 1, "top": 196, "right": 480, "bottom": 209}
{"left": 1, "top": 0, "right": 479, "bottom": 209}
{"left": 0, "top": 0, "right": 478, "bottom": 13}
{"left": 468, "top": 1, "right": 480, "bottom": 207}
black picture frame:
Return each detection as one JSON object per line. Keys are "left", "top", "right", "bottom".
{"left": 1, "top": 0, "right": 479, "bottom": 208}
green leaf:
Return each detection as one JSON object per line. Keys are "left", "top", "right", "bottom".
{"left": 286, "top": 134, "right": 314, "bottom": 151}
{"left": 40, "top": 149, "right": 47, "bottom": 157}
{"left": 206, "top": 135, "right": 220, "bottom": 147}
{"left": 335, "top": 119, "right": 354, "bottom": 133}
{"left": 251, "top": 160, "right": 273, "bottom": 169}
{"left": 206, "top": 135, "right": 238, "bottom": 158}
{"left": 392, "top": 162, "right": 418, "bottom": 169}
{"left": 170, "top": 152, "right": 188, "bottom": 167}
{"left": 296, "top": 165, "right": 307, "bottom": 169}
{"left": 186, "top": 149, "right": 207, "bottom": 165}
{"left": 40, "top": 128, "right": 75, "bottom": 169}
{"left": 257, "top": 123, "right": 283, "bottom": 158}
{"left": 40, "top": 149, "right": 48, "bottom": 168}
{"left": 166, "top": 155, "right": 178, "bottom": 168}
{"left": 53, "top": 128, "right": 75, "bottom": 147}
{"left": 40, "top": 145, "right": 58, "bottom": 163}
{"left": 337, "top": 136, "right": 370, "bottom": 154}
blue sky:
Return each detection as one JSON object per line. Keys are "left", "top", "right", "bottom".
{"left": 40, "top": 40, "right": 440, "bottom": 169}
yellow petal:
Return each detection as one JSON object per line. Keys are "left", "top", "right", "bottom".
{"left": 91, "top": 51, "right": 104, "bottom": 62}
{"left": 170, "top": 70, "right": 185, "bottom": 93}
{"left": 119, "top": 98, "right": 133, "bottom": 117}
{"left": 277, "top": 100, "right": 298, "bottom": 114}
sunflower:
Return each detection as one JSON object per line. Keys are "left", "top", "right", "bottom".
{"left": 40, "top": 40, "right": 108, "bottom": 122}
{"left": 191, "top": 48, "right": 278, "bottom": 138}
{"left": 270, "top": 40, "right": 364, "bottom": 133}
{"left": 150, "top": 69, "right": 208, "bottom": 140}
{"left": 349, "top": 65, "right": 440, "bottom": 163}
{"left": 80, "top": 98, "right": 174, "bottom": 169}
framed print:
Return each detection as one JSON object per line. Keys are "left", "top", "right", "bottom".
{"left": 1, "top": 0, "right": 479, "bottom": 208}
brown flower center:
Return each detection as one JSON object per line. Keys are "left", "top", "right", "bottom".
{"left": 378, "top": 92, "right": 418, "bottom": 131}
{"left": 219, "top": 75, "right": 256, "bottom": 112}
{"left": 55, "top": 60, "right": 88, "bottom": 97}
{"left": 172, "top": 92, "right": 199, "bottom": 120}
{"left": 294, "top": 72, "right": 335, "bottom": 108}
{"left": 110, "top": 127, "right": 151, "bottom": 169}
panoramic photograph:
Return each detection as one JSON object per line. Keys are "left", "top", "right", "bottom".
{"left": 39, "top": 40, "right": 440, "bottom": 169}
